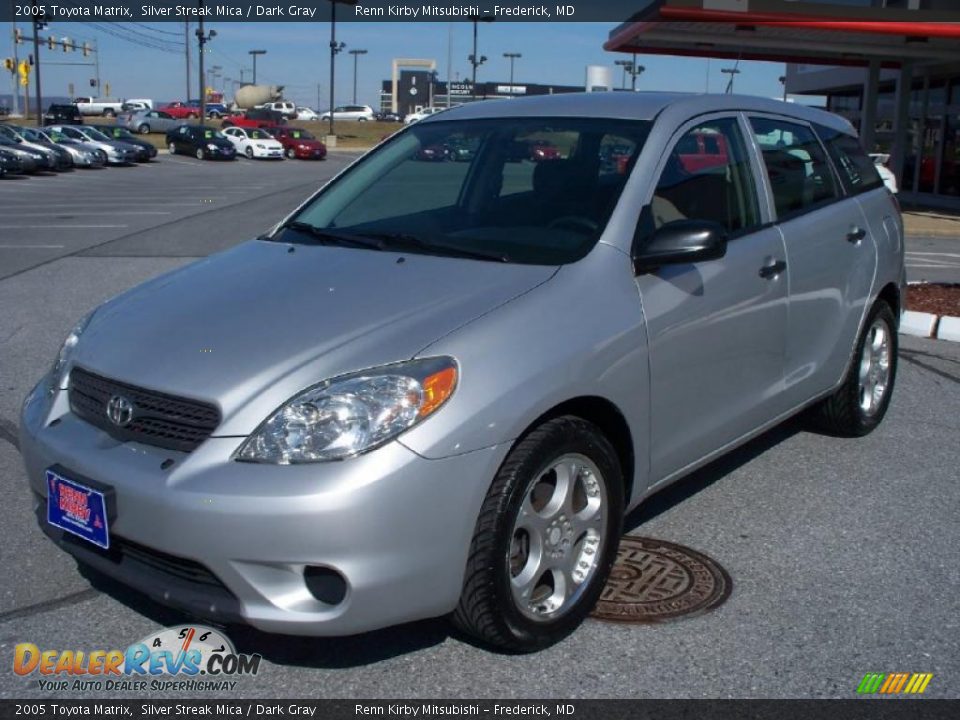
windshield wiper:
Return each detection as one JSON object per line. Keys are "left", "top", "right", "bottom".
{"left": 274, "top": 221, "right": 384, "bottom": 251}
{"left": 357, "top": 232, "right": 509, "bottom": 263}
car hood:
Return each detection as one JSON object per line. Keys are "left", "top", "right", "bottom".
{"left": 74, "top": 240, "right": 557, "bottom": 436}
{"left": 293, "top": 139, "right": 324, "bottom": 149}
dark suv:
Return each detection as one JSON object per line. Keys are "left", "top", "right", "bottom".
{"left": 43, "top": 104, "right": 83, "bottom": 126}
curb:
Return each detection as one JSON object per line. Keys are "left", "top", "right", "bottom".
{"left": 900, "top": 282, "right": 960, "bottom": 343}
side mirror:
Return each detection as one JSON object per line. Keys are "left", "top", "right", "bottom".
{"left": 633, "top": 219, "right": 728, "bottom": 274}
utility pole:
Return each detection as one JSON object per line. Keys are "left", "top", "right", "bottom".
{"left": 249, "top": 49, "right": 266, "bottom": 84}
{"left": 9, "top": 0, "right": 19, "bottom": 116}
{"left": 195, "top": 2, "right": 216, "bottom": 124}
{"left": 31, "top": 0, "right": 44, "bottom": 126}
{"left": 779, "top": 74, "right": 788, "bottom": 102}
{"left": 185, "top": 21, "right": 191, "bottom": 101}
{"left": 614, "top": 60, "right": 632, "bottom": 90}
{"left": 503, "top": 52, "right": 520, "bottom": 91}
{"left": 467, "top": 16, "right": 493, "bottom": 99}
{"left": 631, "top": 54, "right": 644, "bottom": 91}
{"left": 721, "top": 66, "right": 741, "bottom": 94}
{"left": 348, "top": 48, "right": 366, "bottom": 104}
{"left": 446, "top": 22, "right": 452, "bottom": 108}
{"left": 316, "top": 82, "right": 321, "bottom": 112}
{"left": 326, "top": 0, "right": 353, "bottom": 138}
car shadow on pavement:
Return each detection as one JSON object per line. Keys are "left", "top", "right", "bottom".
{"left": 624, "top": 415, "right": 805, "bottom": 532}
{"left": 77, "top": 564, "right": 451, "bottom": 668}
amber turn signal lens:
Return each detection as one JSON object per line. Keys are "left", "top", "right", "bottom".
{"left": 419, "top": 366, "right": 457, "bottom": 418}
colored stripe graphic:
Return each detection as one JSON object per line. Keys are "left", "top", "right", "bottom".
{"left": 858, "top": 672, "right": 933, "bottom": 694}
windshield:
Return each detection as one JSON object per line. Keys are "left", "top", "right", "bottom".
{"left": 203, "top": 129, "right": 225, "bottom": 140}
{"left": 84, "top": 128, "right": 111, "bottom": 142}
{"left": 289, "top": 130, "right": 314, "bottom": 140}
{"left": 248, "top": 130, "right": 270, "bottom": 140}
{"left": 287, "top": 117, "right": 649, "bottom": 265}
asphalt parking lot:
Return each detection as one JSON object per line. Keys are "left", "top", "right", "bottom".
{"left": 0, "top": 157, "right": 958, "bottom": 699}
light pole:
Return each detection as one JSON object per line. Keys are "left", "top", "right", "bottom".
{"left": 326, "top": 0, "right": 356, "bottom": 139}
{"left": 630, "top": 57, "right": 645, "bottom": 91}
{"left": 348, "top": 48, "right": 366, "bottom": 104}
{"left": 503, "top": 52, "right": 521, "bottom": 91}
{"left": 721, "top": 66, "right": 741, "bottom": 94}
{"left": 614, "top": 60, "right": 633, "bottom": 90}
{"left": 248, "top": 49, "right": 266, "bottom": 84}
{"left": 779, "top": 74, "right": 787, "bottom": 102}
{"left": 195, "top": 4, "right": 217, "bottom": 125}
{"left": 468, "top": 15, "right": 493, "bottom": 99}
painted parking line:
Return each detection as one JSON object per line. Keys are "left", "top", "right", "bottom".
{"left": 0, "top": 244, "right": 66, "bottom": 249}
{"left": 4, "top": 211, "right": 172, "bottom": 217}
{"left": 0, "top": 224, "right": 129, "bottom": 229}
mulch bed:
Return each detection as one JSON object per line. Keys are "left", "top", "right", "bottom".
{"left": 906, "top": 283, "right": 960, "bottom": 317}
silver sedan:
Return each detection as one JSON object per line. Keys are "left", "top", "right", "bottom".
{"left": 123, "top": 109, "right": 179, "bottom": 135}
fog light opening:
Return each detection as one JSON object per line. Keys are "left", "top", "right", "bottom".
{"left": 304, "top": 566, "right": 348, "bottom": 606}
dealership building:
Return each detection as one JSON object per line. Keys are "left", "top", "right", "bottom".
{"left": 605, "top": 0, "right": 960, "bottom": 207}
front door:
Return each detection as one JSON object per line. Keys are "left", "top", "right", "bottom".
{"left": 637, "top": 114, "right": 789, "bottom": 482}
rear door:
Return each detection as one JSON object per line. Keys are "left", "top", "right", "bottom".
{"left": 638, "top": 114, "right": 789, "bottom": 480}
{"left": 748, "top": 115, "right": 878, "bottom": 409}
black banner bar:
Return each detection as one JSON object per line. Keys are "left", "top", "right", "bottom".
{"left": 2, "top": 700, "right": 960, "bottom": 720}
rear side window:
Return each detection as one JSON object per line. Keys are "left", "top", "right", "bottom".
{"left": 750, "top": 117, "right": 841, "bottom": 220}
{"left": 815, "top": 124, "right": 884, "bottom": 195}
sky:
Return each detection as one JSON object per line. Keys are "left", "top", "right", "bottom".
{"left": 3, "top": 21, "right": 793, "bottom": 109}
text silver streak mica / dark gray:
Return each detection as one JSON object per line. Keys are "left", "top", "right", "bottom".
{"left": 20, "top": 93, "right": 904, "bottom": 652}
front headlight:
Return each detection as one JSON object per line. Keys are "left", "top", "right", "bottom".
{"left": 256, "top": 143, "right": 265, "bottom": 149}
{"left": 49, "top": 311, "right": 95, "bottom": 395}
{"left": 207, "top": 143, "right": 218, "bottom": 151}
{"left": 236, "top": 357, "right": 458, "bottom": 464}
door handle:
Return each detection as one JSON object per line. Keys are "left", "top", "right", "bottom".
{"left": 847, "top": 227, "right": 867, "bottom": 243}
{"left": 759, "top": 260, "right": 787, "bottom": 279}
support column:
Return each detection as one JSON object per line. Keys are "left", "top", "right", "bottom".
{"left": 891, "top": 60, "right": 913, "bottom": 191}
{"left": 860, "top": 59, "right": 881, "bottom": 151}
{"left": 912, "top": 73, "right": 930, "bottom": 194}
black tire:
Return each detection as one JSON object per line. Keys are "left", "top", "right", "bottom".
{"left": 103, "top": 109, "right": 115, "bottom": 118}
{"left": 167, "top": 142, "right": 176, "bottom": 156}
{"left": 138, "top": 124, "right": 150, "bottom": 134}
{"left": 810, "top": 301, "right": 898, "bottom": 437}
{"left": 285, "top": 147, "right": 296, "bottom": 159}
{"left": 187, "top": 113, "right": 198, "bottom": 119}
{"left": 453, "top": 416, "right": 624, "bottom": 652}
{"left": 245, "top": 146, "right": 254, "bottom": 159}
{"left": 195, "top": 148, "right": 205, "bottom": 161}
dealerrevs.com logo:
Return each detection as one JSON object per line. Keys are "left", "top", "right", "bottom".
{"left": 13, "top": 625, "right": 261, "bottom": 692}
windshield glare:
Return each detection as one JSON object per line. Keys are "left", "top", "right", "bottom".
{"left": 84, "top": 128, "right": 111, "bottom": 142}
{"left": 290, "top": 117, "right": 650, "bottom": 265}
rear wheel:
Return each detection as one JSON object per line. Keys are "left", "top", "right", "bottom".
{"left": 138, "top": 124, "right": 150, "bottom": 134}
{"left": 811, "top": 301, "right": 898, "bottom": 437}
{"left": 453, "top": 416, "right": 624, "bottom": 652}
{"left": 187, "top": 113, "right": 198, "bottom": 119}
{"left": 285, "top": 147, "right": 296, "bottom": 159}
{"left": 103, "top": 109, "right": 115, "bottom": 118}
{"left": 195, "top": 148, "right": 205, "bottom": 161}
{"left": 167, "top": 142, "right": 176, "bottom": 155}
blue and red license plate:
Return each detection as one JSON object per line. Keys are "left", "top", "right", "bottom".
{"left": 46, "top": 468, "right": 110, "bottom": 549}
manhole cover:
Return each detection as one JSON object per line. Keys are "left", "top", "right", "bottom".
{"left": 591, "top": 536, "right": 731, "bottom": 623}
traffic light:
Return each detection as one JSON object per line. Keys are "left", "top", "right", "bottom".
{"left": 48, "top": 36, "right": 56, "bottom": 50}
{"left": 89, "top": 78, "right": 96, "bottom": 87}
{"left": 18, "top": 60, "right": 29, "bottom": 87}
{"left": 3, "top": 58, "right": 13, "bottom": 72}
{"left": 14, "top": 28, "right": 22, "bottom": 44}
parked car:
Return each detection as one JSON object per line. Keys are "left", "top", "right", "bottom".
{"left": 42, "top": 103, "right": 83, "bottom": 126}
{"left": 0, "top": 147, "right": 26, "bottom": 176}
{"left": 295, "top": 107, "right": 320, "bottom": 121}
{"left": 121, "top": 101, "right": 150, "bottom": 114}
{"left": 73, "top": 97, "right": 125, "bottom": 117}
{"left": 125, "top": 98, "right": 154, "bottom": 110}
{"left": 47, "top": 125, "right": 140, "bottom": 165}
{"left": 166, "top": 124, "right": 236, "bottom": 160}
{"left": 0, "top": 135, "right": 48, "bottom": 172}
{"left": 0, "top": 124, "right": 73, "bottom": 170}
{"left": 159, "top": 101, "right": 202, "bottom": 120}
{"left": 222, "top": 126, "right": 284, "bottom": 159}
{"left": 222, "top": 108, "right": 286, "bottom": 131}
{"left": 404, "top": 106, "right": 444, "bottom": 124}
{"left": 415, "top": 143, "right": 450, "bottom": 161}
{"left": 257, "top": 101, "right": 298, "bottom": 119}
{"left": 191, "top": 101, "right": 230, "bottom": 119}
{"left": 121, "top": 109, "right": 179, "bottom": 135}
{"left": 91, "top": 125, "right": 158, "bottom": 161}
{"left": 506, "top": 138, "right": 560, "bottom": 163}
{"left": 376, "top": 111, "right": 403, "bottom": 123}
{"left": 19, "top": 93, "right": 903, "bottom": 653}
{"left": 321, "top": 104, "right": 375, "bottom": 122}
{"left": 27, "top": 127, "right": 105, "bottom": 168}
{"left": 268, "top": 127, "right": 327, "bottom": 160}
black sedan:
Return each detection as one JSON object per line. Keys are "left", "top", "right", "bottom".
{"left": 166, "top": 125, "right": 236, "bottom": 160}
{"left": 0, "top": 147, "right": 26, "bottom": 176}
{"left": 92, "top": 125, "right": 158, "bottom": 162}
{"left": 0, "top": 135, "right": 49, "bottom": 172}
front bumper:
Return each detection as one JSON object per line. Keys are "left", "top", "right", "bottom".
{"left": 20, "top": 382, "right": 503, "bottom": 636}
{"left": 293, "top": 147, "right": 326, "bottom": 160}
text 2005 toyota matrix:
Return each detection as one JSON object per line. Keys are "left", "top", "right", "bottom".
{"left": 22, "top": 92, "right": 903, "bottom": 652}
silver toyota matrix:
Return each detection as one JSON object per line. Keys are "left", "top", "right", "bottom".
{"left": 21, "top": 93, "right": 904, "bottom": 652}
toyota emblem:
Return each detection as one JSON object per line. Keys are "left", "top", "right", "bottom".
{"left": 105, "top": 395, "right": 134, "bottom": 427}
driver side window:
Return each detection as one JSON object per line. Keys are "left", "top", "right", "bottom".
{"left": 652, "top": 117, "right": 760, "bottom": 234}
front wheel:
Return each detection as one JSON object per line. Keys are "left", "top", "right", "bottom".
{"left": 195, "top": 148, "right": 205, "bottom": 160}
{"left": 285, "top": 147, "right": 296, "bottom": 159}
{"left": 811, "top": 301, "right": 898, "bottom": 437}
{"left": 103, "top": 109, "right": 115, "bottom": 118}
{"left": 245, "top": 146, "right": 254, "bottom": 159}
{"left": 167, "top": 142, "right": 176, "bottom": 155}
{"left": 454, "top": 416, "right": 624, "bottom": 652}
{"left": 138, "top": 124, "right": 150, "bottom": 134}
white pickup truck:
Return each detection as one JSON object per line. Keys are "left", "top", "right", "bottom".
{"left": 72, "top": 97, "right": 126, "bottom": 117}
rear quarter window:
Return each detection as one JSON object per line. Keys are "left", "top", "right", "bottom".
{"left": 815, "top": 124, "right": 885, "bottom": 195}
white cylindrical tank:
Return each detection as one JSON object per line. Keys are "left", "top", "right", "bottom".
{"left": 585, "top": 66, "right": 612, "bottom": 93}
{"left": 234, "top": 84, "right": 285, "bottom": 110}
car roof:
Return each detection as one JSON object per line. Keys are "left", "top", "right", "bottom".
{"left": 425, "top": 92, "right": 855, "bottom": 136}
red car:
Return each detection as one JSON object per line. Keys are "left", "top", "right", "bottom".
{"left": 269, "top": 127, "right": 327, "bottom": 160}
{"left": 159, "top": 101, "right": 202, "bottom": 120}
{"left": 222, "top": 109, "right": 286, "bottom": 131}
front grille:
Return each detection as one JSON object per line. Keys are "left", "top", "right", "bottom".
{"left": 69, "top": 366, "right": 220, "bottom": 452}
